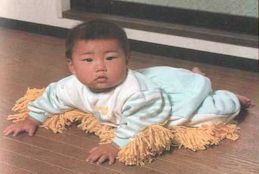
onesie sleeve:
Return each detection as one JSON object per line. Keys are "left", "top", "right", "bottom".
{"left": 28, "top": 76, "right": 77, "bottom": 123}
{"left": 112, "top": 89, "right": 171, "bottom": 148}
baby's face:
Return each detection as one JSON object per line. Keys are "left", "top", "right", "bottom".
{"left": 68, "top": 39, "right": 128, "bottom": 92}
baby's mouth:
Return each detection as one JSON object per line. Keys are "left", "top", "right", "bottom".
{"left": 95, "top": 75, "right": 108, "bottom": 82}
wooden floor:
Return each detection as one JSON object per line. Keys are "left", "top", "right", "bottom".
{"left": 0, "top": 27, "right": 258, "bottom": 174}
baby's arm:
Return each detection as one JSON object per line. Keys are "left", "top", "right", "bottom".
{"left": 3, "top": 116, "right": 40, "bottom": 136}
{"left": 27, "top": 75, "right": 81, "bottom": 123}
{"left": 4, "top": 76, "right": 78, "bottom": 136}
{"left": 85, "top": 89, "right": 171, "bottom": 165}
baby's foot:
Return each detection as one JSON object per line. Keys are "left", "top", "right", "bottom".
{"left": 237, "top": 95, "right": 253, "bottom": 110}
{"left": 192, "top": 67, "right": 205, "bottom": 76}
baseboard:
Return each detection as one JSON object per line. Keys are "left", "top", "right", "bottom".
{"left": 0, "top": 17, "right": 67, "bottom": 38}
{"left": 0, "top": 17, "right": 258, "bottom": 72}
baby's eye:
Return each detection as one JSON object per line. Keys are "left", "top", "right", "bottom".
{"left": 106, "top": 56, "right": 117, "bottom": 61}
{"left": 82, "top": 58, "right": 93, "bottom": 62}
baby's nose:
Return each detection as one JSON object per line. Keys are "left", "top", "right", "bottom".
{"left": 96, "top": 60, "right": 107, "bottom": 72}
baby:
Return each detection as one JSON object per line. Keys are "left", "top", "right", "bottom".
{"left": 3, "top": 19, "right": 251, "bottom": 165}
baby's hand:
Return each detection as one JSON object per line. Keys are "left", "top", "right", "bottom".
{"left": 86, "top": 143, "right": 119, "bottom": 165}
{"left": 3, "top": 116, "right": 40, "bottom": 136}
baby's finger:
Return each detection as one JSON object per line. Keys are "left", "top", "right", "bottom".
{"left": 108, "top": 155, "right": 116, "bottom": 165}
{"left": 3, "top": 127, "right": 14, "bottom": 136}
{"left": 88, "top": 146, "right": 98, "bottom": 154}
{"left": 86, "top": 153, "right": 101, "bottom": 163}
{"left": 3, "top": 125, "right": 17, "bottom": 135}
{"left": 97, "top": 155, "right": 108, "bottom": 165}
{"left": 3, "top": 127, "right": 9, "bottom": 134}
{"left": 13, "top": 128, "right": 24, "bottom": 137}
{"left": 28, "top": 127, "right": 36, "bottom": 136}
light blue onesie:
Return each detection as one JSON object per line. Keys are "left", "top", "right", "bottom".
{"left": 28, "top": 66, "right": 240, "bottom": 148}
{"left": 138, "top": 66, "right": 240, "bottom": 127}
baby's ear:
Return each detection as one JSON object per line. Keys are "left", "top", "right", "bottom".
{"left": 67, "top": 59, "right": 75, "bottom": 74}
{"left": 126, "top": 54, "right": 131, "bottom": 65}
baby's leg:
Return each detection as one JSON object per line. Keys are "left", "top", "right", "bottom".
{"left": 191, "top": 67, "right": 252, "bottom": 110}
{"left": 191, "top": 67, "right": 252, "bottom": 109}
{"left": 237, "top": 95, "right": 253, "bottom": 110}
{"left": 192, "top": 67, "right": 205, "bottom": 76}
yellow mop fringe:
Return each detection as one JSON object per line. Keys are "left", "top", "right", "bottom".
{"left": 118, "top": 124, "right": 175, "bottom": 166}
{"left": 7, "top": 88, "right": 240, "bottom": 166}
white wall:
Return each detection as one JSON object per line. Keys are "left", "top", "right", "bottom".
{"left": 0, "top": 0, "right": 80, "bottom": 28}
{"left": 0, "top": 0, "right": 258, "bottom": 60}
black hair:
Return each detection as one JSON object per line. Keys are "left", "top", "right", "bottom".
{"left": 65, "top": 19, "right": 130, "bottom": 59}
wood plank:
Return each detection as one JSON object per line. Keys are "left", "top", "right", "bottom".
{"left": 0, "top": 148, "right": 73, "bottom": 174}
{"left": 0, "top": 136, "right": 121, "bottom": 174}
{"left": 1, "top": 121, "right": 166, "bottom": 174}
{"left": 156, "top": 149, "right": 259, "bottom": 174}
{"left": 1, "top": 120, "right": 164, "bottom": 174}
{"left": 0, "top": 161, "right": 36, "bottom": 174}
